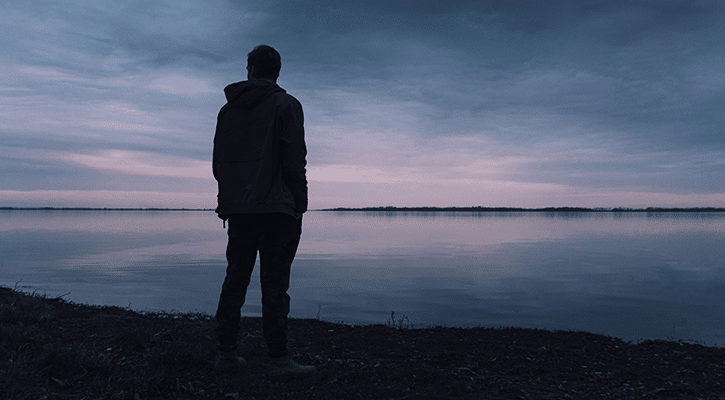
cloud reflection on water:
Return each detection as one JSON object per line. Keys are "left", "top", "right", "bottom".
{"left": 1, "top": 210, "right": 724, "bottom": 346}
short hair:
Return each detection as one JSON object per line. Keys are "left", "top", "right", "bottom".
{"left": 247, "top": 45, "right": 281, "bottom": 80}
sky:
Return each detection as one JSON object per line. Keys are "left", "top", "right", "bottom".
{"left": 1, "top": 0, "right": 724, "bottom": 209}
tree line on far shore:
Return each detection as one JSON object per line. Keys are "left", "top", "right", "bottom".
{"left": 321, "top": 206, "right": 725, "bottom": 212}
{"left": 2, "top": 206, "right": 724, "bottom": 212}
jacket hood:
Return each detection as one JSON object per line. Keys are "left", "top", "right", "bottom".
{"left": 224, "top": 80, "right": 285, "bottom": 109}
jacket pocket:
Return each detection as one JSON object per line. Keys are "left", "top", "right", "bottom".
{"left": 216, "top": 160, "right": 271, "bottom": 204}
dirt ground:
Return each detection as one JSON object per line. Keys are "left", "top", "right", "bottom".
{"left": 2, "top": 287, "right": 724, "bottom": 399}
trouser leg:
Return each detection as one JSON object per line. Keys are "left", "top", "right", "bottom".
{"left": 215, "top": 216, "right": 258, "bottom": 352}
{"left": 258, "top": 213, "right": 302, "bottom": 358}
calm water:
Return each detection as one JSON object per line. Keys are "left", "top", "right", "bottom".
{"left": 1, "top": 209, "right": 724, "bottom": 346}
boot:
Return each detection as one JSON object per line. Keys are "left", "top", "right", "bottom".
{"left": 215, "top": 350, "right": 247, "bottom": 370}
{"left": 268, "top": 356, "right": 316, "bottom": 377}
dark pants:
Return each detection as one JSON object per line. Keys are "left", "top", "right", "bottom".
{"left": 215, "top": 213, "right": 302, "bottom": 358}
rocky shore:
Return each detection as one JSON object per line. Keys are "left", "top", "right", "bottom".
{"left": 2, "top": 287, "right": 724, "bottom": 399}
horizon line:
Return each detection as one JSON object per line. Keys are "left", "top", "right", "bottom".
{"left": 0, "top": 207, "right": 214, "bottom": 211}
{"left": 3, "top": 206, "right": 725, "bottom": 212}
{"left": 320, "top": 206, "right": 725, "bottom": 212}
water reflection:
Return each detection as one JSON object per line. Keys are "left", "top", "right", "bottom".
{"left": 1, "top": 210, "right": 724, "bottom": 346}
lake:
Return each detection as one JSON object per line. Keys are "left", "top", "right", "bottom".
{"left": 1, "top": 209, "right": 724, "bottom": 346}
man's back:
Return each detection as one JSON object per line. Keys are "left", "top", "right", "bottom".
{"left": 212, "top": 79, "right": 307, "bottom": 220}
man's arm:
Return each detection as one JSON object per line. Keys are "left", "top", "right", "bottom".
{"left": 280, "top": 98, "right": 308, "bottom": 214}
{"left": 211, "top": 105, "right": 227, "bottom": 182}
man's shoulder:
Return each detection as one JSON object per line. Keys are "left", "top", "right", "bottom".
{"left": 276, "top": 89, "right": 300, "bottom": 103}
{"left": 275, "top": 91, "right": 303, "bottom": 111}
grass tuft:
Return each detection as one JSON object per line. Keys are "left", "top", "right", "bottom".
{"left": 386, "top": 311, "right": 413, "bottom": 329}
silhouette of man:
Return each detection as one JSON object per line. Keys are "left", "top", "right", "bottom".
{"left": 212, "top": 45, "right": 314, "bottom": 376}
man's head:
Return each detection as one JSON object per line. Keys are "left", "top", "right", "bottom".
{"left": 247, "top": 45, "right": 281, "bottom": 82}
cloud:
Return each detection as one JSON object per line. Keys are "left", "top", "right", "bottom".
{"left": 0, "top": 189, "right": 216, "bottom": 209}
{"left": 62, "top": 150, "right": 213, "bottom": 180}
{"left": 147, "top": 75, "right": 216, "bottom": 95}
{"left": 308, "top": 165, "right": 393, "bottom": 183}
{"left": 1, "top": 0, "right": 724, "bottom": 208}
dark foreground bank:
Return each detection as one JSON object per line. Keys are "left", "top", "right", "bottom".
{"left": 2, "top": 287, "right": 724, "bottom": 399}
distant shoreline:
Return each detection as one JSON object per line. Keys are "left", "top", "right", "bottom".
{"left": 0, "top": 207, "right": 215, "bottom": 211}
{"left": 3, "top": 206, "right": 725, "bottom": 212}
{"left": 320, "top": 206, "right": 725, "bottom": 212}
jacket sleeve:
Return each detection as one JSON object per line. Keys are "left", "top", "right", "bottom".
{"left": 211, "top": 105, "right": 226, "bottom": 182}
{"left": 279, "top": 97, "right": 308, "bottom": 214}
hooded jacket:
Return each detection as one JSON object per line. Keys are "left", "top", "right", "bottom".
{"left": 213, "top": 79, "right": 308, "bottom": 220}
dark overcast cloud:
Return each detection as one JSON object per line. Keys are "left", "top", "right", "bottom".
{"left": 1, "top": 0, "right": 724, "bottom": 208}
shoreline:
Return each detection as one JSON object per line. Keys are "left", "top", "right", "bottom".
{"left": 0, "top": 207, "right": 214, "bottom": 211}
{"left": 2, "top": 286, "right": 725, "bottom": 399}
{"left": 3, "top": 206, "right": 725, "bottom": 212}
{"left": 320, "top": 206, "right": 725, "bottom": 212}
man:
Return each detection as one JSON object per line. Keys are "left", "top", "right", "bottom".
{"left": 212, "top": 45, "right": 314, "bottom": 376}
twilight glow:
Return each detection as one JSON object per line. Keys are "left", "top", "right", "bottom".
{"left": 1, "top": 1, "right": 724, "bottom": 209}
